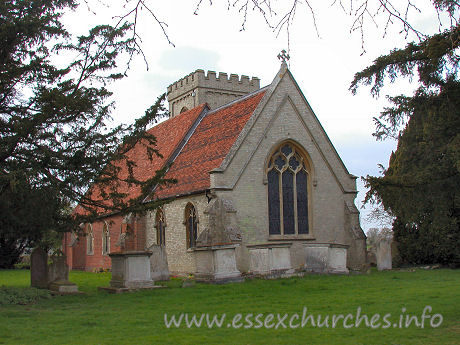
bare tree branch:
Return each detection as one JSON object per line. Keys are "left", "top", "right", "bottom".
{"left": 105, "top": 0, "right": 175, "bottom": 70}
{"left": 193, "top": 0, "right": 458, "bottom": 54}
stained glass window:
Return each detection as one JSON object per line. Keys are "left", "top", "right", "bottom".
{"left": 185, "top": 204, "right": 198, "bottom": 248}
{"left": 296, "top": 170, "right": 309, "bottom": 234}
{"left": 268, "top": 169, "right": 281, "bottom": 235}
{"left": 267, "top": 142, "right": 310, "bottom": 236}
{"left": 86, "top": 224, "right": 94, "bottom": 255}
{"left": 102, "top": 223, "right": 110, "bottom": 255}
{"left": 156, "top": 208, "right": 166, "bottom": 246}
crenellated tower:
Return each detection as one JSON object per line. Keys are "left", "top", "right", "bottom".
{"left": 167, "top": 70, "right": 260, "bottom": 117}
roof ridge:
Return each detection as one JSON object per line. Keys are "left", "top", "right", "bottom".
{"left": 205, "top": 85, "right": 269, "bottom": 116}
{"left": 211, "top": 63, "right": 288, "bottom": 175}
{"left": 145, "top": 102, "right": 207, "bottom": 132}
{"left": 154, "top": 89, "right": 266, "bottom": 200}
{"left": 143, "top": 104, "right": 209, "bottom": 202}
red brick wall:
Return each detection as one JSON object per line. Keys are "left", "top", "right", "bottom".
{"left": 135, "top": 217, "right": 147, "bottom": 251}
{"left": 62, "top": 215, "right": 124, "bottom": 271}
{"left": 72, "top": 238, "right": 86, "bottom": 270}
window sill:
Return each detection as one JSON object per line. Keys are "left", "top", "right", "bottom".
{"left": 268, "top": 234, "right": 315, "bottom": 241}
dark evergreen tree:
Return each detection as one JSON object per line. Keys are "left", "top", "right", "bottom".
{"left": 0, "top": 0, "right": 172, "bottom": 267}
{"left": 352, "top": 2, "right": 460, "bottom": 266}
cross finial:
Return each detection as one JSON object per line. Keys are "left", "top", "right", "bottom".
{"left": 277, "top": 49, "right": 290, "bottom": 64}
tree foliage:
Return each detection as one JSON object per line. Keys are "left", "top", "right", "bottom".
{"left": 0, "top": 0, "right": 171, "bottom": 267}
{"left": 352, "top": 1, "right": 460, "bottom": 265}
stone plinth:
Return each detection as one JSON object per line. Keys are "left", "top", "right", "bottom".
{"left": 109, "top": 251, "right": 154, "bottom": 289}
{"left": 194, "top": 245, "right": 243, "bottom": 283}
{"left": 247, "top": 243, "right": 294, "bottom": 277}
{"left": 304, "top": 243, "right": 349, "bottom": 274}
{"left": 376, "top": 239, "right": 392, "bottom": 271}
{"left": 49, "top": 280, "right": 79, "bottom": 293}
{"left": 147, "top": 244, "right": 170, "bottom": 281}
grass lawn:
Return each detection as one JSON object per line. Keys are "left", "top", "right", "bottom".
{"left": 0, "top": 269, "right": 459, "bottom": 344}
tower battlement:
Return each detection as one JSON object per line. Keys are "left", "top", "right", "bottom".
{"left": 167, "top": 70, "right": 260, "bottom": 117}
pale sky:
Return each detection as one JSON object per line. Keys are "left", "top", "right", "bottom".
{"left": 62, "top": 0, "right": 443, "bottom": 232}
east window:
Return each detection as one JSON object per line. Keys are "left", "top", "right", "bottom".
{"left": 267, "top": 142, "right": 310, "bottom": 236}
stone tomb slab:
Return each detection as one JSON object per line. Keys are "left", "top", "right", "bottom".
{"left": 109, "top": 251, "right": 155, "bottom": 289}
{"left": 328, "top": 246, "right": 348, "bottom": 273}
{"left": 194, "top": 244, "right": 243, "bottom": 283}
{"left": 247, "top": 243, "right": 294, "bottom": 277}
{"left": 248, "top": 247, "right": 270, "bottom": 275}
{"left": 303, "top": 243, "right": 349, "bottom": 274}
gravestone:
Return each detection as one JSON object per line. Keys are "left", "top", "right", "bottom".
{"left": 47, "top": 255, "right": 69, "bottom": 283}
{"left": 147, "top": 244, "right": 170, "bottom": 281}
{"left": 30, "top": 248, "right": 48, "bottom": 289}
{"left": 376, "top": 238, "right": 392, "bottom": 271}
{"left": 196, "top": 197, "right": 242, "bottom": 246}
{"left": 47, "top": 255, "right": 79, "bottom": 293}
{"left": 194, "top": 197, "right": 243, "bottom": 283}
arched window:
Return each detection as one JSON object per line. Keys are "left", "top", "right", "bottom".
{"left": 102, "top": 222, "right": 110, "bottom": 255}
{"left": 86, "top": 224, "right": 94, "bottom": 255}
{"left": 267, "top": 142, "right": 310, "bottom": 236}
{"left": 155, "top": 208, "right": 166, "bottom": 246}
{"left": 180, "top": 106, "right": 189, "bottom": 114}
{"left": 185, "top": 203, "right": 198, "bottom": 248}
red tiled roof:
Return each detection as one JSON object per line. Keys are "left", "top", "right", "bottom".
{"left": 78, "top": 104, "right": 207, "bottom": 213}
{"left": 78, "top": 89, "right": 266, "bottom": 214}
{"left": 155, "top": 90, "right": 266, "bottom": 199}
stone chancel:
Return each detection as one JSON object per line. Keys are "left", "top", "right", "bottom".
{"left": 63, "top": 64, "right": 367, "bottom": 280}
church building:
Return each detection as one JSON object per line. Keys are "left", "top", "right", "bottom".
{"left": 63, "top": 63, "right": 366, "bottom": 278}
